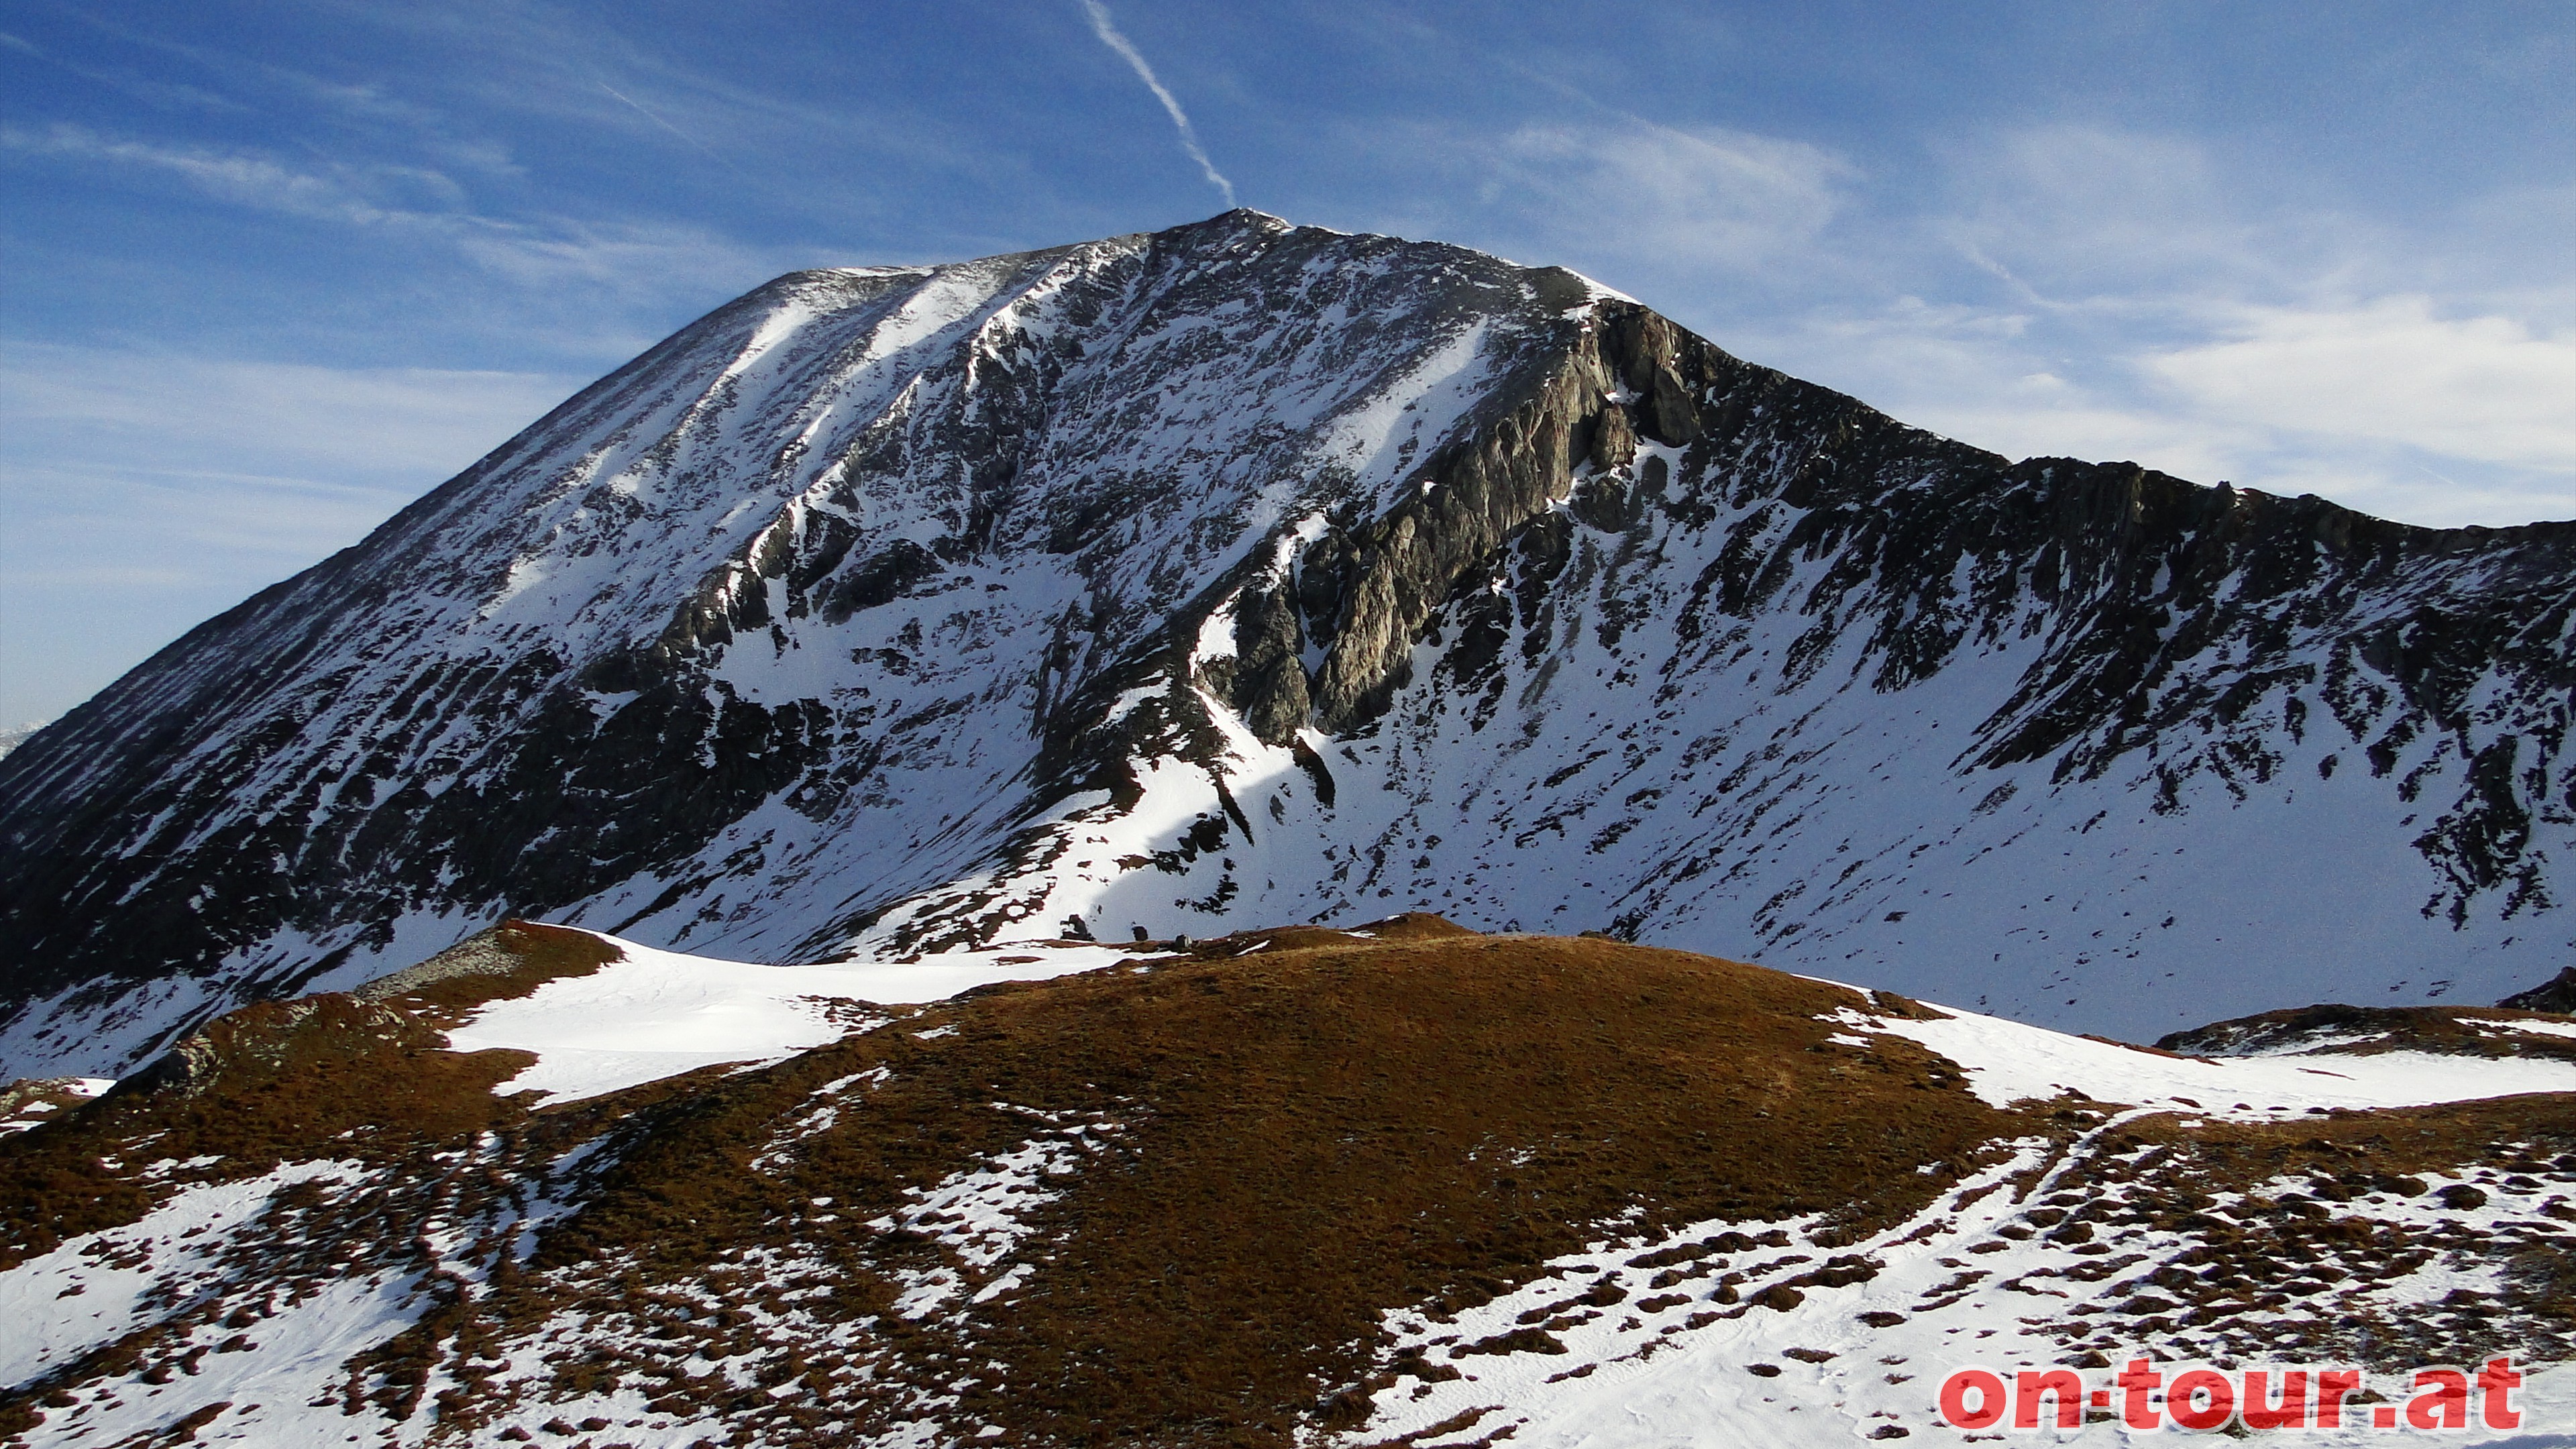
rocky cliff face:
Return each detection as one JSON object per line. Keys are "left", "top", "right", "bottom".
{"left": 5, "top": 209, "right": 2576, "bottom": 1077}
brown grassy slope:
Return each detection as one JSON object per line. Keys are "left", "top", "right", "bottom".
{"left": 15, "top": 918, "right": 2576, "bottom": 1446}
{"left": 0, "top": 920, "right": 618, "bottom": 1270}
{"left": 520, "top": 928, "right": 2012, "bottom": 1446}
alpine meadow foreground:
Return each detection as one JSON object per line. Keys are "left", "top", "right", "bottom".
{"left": 5, "top": 919, "right": 2576, "bottom": 1446}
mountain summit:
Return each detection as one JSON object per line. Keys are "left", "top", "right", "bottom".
{"left": 5, "top": 209, "right": 2575, "bottom": 1077}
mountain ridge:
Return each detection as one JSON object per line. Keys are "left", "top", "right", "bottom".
{"left": 5, "top": 209, "right": 2576, "bottom": 1078}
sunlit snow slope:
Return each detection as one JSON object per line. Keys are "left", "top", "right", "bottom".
{"left": 5, "top": 209, "right": 2576, "bottom": 1076}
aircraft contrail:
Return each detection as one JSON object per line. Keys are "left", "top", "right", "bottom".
{"left": 1077, "top": 0, "right": 1236, "bottom": 207}
{"left": 598, "top": 81, "right": 731, "bottom": 170}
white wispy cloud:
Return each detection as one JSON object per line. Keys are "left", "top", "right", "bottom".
{"left": 1487, "top": 121, "right": 1854, "bottom": 270}
{"left": 1077, "top": 0, "right": 1236, "bottom": 207}
{"left": 2149, "top": 298, "right": 2576, "bottom": 474}
{"left": 0, "top": 121, "right": 780, "bottom": 344}
{"left": 1929, "top": 127, "right": 2281, "bottom": 300}
{"left": 1738, "top": 297, "right": 2271, "bottom": 482}
{"left": 0, "top": 27, "right": 244, "bottom": 113}
{"left": 1494, "top": 117, "right": 2576, "bottom": 531}
{"left": 1746, "top": 290, "right": 2576, "bottom": 530}
{"left": 0, "top": 121, "right": 465, "bottom": 224}
{"left": 0, "top": 342, "right": 585, "bottom": 720}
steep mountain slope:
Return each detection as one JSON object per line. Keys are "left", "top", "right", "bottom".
{"left": 5, "top": 923, "right": 2575, "bottom": 1447}
{"left": 6, "top": 209, "right": 2576, "bottom": 1078}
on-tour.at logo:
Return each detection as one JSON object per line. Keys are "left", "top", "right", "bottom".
{"left": 1936, "top": 1357, "right": 2524, "bottom": 1432}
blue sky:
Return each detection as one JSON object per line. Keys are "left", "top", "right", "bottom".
{"left": 3, "top": 1, "right": 2571, "bottom": 724}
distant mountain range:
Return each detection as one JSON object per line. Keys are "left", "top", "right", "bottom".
{"left": 7, "top": 209, "right": 2576, "bottom": 1079}
{"left": 0, "top": 724, "right": 44, "bottom": 762}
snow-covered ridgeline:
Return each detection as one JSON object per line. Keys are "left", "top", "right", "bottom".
{"left": 847, "top": 425, "right": 2576, "bottom": 1042}
{"left": 0, "top": 213, "right": 1603, "bottom": 1077}
{"left": 9, "top": 208, "right": 2576, "bottom": 1079}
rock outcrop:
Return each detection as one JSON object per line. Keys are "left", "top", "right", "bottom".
{"left": 2504, "top": 966, "right": 2576, "bottom": 1014}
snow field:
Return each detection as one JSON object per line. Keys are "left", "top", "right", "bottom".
{"left": 442, "top": 931, "right": 1161, "bottom": 1103}
{"left": 1823, "top": 1001, "right": 2576, "bottom": 1119}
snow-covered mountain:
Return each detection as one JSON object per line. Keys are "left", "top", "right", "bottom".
{"left": 0, "top": 725, "right": 43, "bottom": 763}
{"left": 6, "top": 209, "right": 2576, "bottom": 1079}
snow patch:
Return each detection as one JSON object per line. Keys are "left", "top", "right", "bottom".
{"left": 443, "top": 930, "right": 1156, "bottom": 1103}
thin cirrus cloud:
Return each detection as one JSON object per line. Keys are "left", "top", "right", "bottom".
{"left": 1485, "top": 122, "right": 1855, "bottom": 271}
{"left": 1, "top": 120, "right": 782, "bottom": 328}
{"left": 2149, "top": 299, "right": 2576, "bottom": 475}
{"left": 0, "top": 119, "right": 468, "bottom": 223}
{"left": 0, "top": 27, "right": 242, "bottom": 113}
{"left": 1932, "top": 127, "right": 2267, "bottom": 294}
{"left": 0, "top": 340, "right": 584, "bottom": 720}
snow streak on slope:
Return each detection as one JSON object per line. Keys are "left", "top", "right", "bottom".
{"left": 1844, "top": 999, "right": 2576, "bottom": 1116}
{"left": 0, "top": 1138, "right": 612, "bottom": 1449}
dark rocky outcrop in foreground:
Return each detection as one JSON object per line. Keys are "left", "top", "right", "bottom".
{"left": 2503, "top": 965, "right": 2576, "bottom": 1014}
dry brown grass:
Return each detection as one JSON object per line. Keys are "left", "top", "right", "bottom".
{"left": 22, "top": 918, "right": 2569, "bottom": 1447}
{"left": 514, "top": 926, "right": 2012, "bottom": 1444}
{"left": 0, "top": 920, "right": 616, "bottom": 1271}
